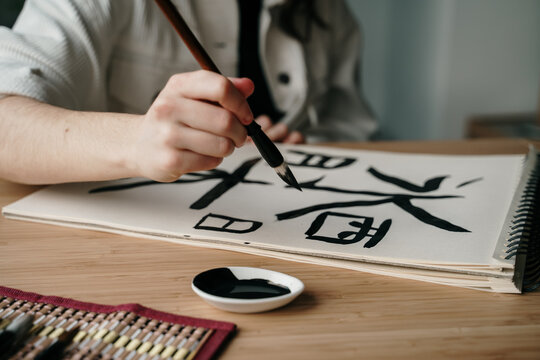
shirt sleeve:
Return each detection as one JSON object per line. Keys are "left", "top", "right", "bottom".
{"left": 0, "top": 0, "right": 131, "bottom": 110}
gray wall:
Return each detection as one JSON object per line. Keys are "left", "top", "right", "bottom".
{"left": 348, "top": 0, "right": 540, "bottom": 140}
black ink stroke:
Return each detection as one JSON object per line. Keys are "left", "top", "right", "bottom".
{"left": 278, "top": 198, "right": 392, "bottom": 220}
{"left": 368, "top": 167, "right": 448, "bottom": 193}
{"left": 190, "top": 158, "right": 263, "bottom": 209}
{"left": 305, "top": 211, "right": 391, "bottom": 247}
{"left": 294, "top": 176, "right": 452, "bottom": 197}
{"left": 392, "top": 197, "right": 469, "bottom": 232}
{"left": 457, "top": 177, "right": 483, "bottom": 188}
{"left": 90, "top": 180, "right": 164, "bottom": 193}
{"left": 279, "top": 167, "right": 471, "bottom": 233}
{"left": 286, "top": 150, "right": 356, "bottom": 169}
{"left": 89, "top": 171, "right": 236, "bottom": 193}
{"left": 277, "top": 195, "right": 469, "bottom": 233}
{"left": 89, "top": 158, "right": 270, "bottom": 209}
{"left": 194, "top": 213, "right": 262, "bottom": 234}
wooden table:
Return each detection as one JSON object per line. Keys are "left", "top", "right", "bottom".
{"left": 2, "top": 139, "right": 540, "bottom": 359}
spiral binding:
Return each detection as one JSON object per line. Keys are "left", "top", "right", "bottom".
{"left": 505, "top": 154, "right": 540, "bottom": 292}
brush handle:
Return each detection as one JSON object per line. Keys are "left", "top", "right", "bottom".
{"left": 153, "top": 0, "right": 219, "bottom": 72}
{"left": 246, "top": 122, "right": 283, "bottom": 168}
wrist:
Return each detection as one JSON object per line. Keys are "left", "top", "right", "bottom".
{"left": 111, "top": 113, "right": 144, "bottom": 179}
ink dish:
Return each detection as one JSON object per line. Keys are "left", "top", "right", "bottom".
{"left": 192, "top": 267, "right": 304, "bottom": 313}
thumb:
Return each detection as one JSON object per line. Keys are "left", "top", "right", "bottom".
{"left": 229, "top": 77, "right": 255, "bottom": 98}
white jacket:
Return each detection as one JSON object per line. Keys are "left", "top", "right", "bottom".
{"left": 0, "top": 0, "right": 376, "bottom": 142}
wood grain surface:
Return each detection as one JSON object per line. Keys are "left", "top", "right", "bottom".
{"left": 1, "top": 139, "right": 539, "bottom": 359}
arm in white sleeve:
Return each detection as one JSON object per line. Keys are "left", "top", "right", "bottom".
{"left": 0, "top": 0, "right": 130, "bottom": 110}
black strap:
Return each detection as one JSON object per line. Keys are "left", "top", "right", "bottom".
{"left": 237, "top": 0, "right": 283, "bottom": 123}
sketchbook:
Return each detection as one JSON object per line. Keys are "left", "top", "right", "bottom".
{"left": 3, "top": 144, "right": 539, "bottom": 293}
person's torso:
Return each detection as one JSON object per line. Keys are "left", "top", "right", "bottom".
{"left": 106, "top": 0, "right": 335, "bottom": 126}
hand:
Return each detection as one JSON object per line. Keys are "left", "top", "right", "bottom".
{"left": 132, "top": 70, "right": 255, "bottom": 182}
{"left": 254, "top": 115, "right": 305, "bottom": 144}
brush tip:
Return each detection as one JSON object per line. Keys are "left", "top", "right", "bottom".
{"left": 274, "top": 163, "right": 302, "bottom": 191}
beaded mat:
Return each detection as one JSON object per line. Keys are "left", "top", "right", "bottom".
{"left": 0, "top": 286, "right": 236, "bottom": 359}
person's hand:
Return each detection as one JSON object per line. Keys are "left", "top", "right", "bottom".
{"left": 131, "top": 70, "right": 255, "bottom": 182}
{"left": 254, "top": 115, "right": 305, "bottom": 144}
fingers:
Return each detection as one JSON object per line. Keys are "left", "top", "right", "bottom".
{"left": 166, "top": 123, "right": 236, "bottom": 158}
{"left": 254, "top": 115, "right": 305, "bottom": 144}
{"left": 283, "top": 131, "right": 305, "bottom": 144}
{"left": 266, "top": 123, "right": 289, "bottom": 141}
{"left": 134, "top": 71, "right": 255, "bottom": 182}
{"left": 132, "top": 121, "right": 226, "bottom": 183}
{"left": 229, "top": 77, "right": 255, "bottom": 99}
{"left": 151, "top": 96, "right": 247, "bottom": 147}
{"left": 166, "top": 70, "right": 254, "bottom": 125}
{"left": 255, "top": 115, "right": 273, "bottom": 132}
{"left": 155, "top": 148, "right": 223, "bottom": 182}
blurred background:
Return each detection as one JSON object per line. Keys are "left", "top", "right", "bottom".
{"left": 2, "top": 0, "right": 539, "bottom": 141}
{"left": 350, "top": 0, "right": 540, "bottom": 140}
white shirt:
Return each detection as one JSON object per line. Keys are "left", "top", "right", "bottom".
{"left": 0, "top": 0, "right": 376, "bottom": 142}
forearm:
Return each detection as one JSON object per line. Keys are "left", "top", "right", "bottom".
{"left": 0, "top": 72, "right": 254, "bottom": 185}
{"left": 0, "top": 96, "right": 139, "bottom": 184}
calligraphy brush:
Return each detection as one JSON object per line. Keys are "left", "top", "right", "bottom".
{"left": 0, "top": 313, "right": 34, "bottom": 359}
{"left": 154, "top": 0, "right": 302, "bottom": 191}
{"left": 33, "top": 325, "right": 79, "bottom": 360}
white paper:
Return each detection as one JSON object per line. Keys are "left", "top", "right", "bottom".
{"left": 3, "top": 144, "right": 525, "bottom": 271}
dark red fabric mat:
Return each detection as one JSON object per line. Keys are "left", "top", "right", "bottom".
{"left": 0, "top": 286, "right": 235, "bottom": 359}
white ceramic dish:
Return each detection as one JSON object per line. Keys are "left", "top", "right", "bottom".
{"left": 191, "top": 266, "right": 304, "bottom": 313}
